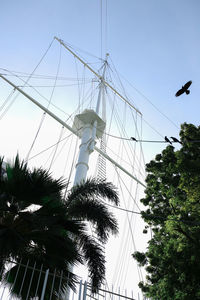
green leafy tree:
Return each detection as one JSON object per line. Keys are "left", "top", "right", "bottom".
{"left": 133, "top": 123, "right": 200, "bottom": 300}
{"left": 0, "top": 156, "right": 119, "bottom": 299}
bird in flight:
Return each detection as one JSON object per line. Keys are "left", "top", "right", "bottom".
{"left": 175, "top": 80, "right": 192, "bottom": 97}
{"left": 165, "top": 136, "right": 172, "bottom": 144}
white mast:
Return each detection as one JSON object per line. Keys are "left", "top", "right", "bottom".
{"left": 73, "top": 56, "right": 108, "bottom": 185}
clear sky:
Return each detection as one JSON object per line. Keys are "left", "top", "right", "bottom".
{"left": 1, "top": 0, "right": 200, "bottom": 298}
{"left": 1, "top": 0, "right": 200, "bottom": 139}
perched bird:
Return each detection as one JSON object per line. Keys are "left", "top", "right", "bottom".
{"left": 165, "top": 136, "right": 172, "bottom": 144}
{"left": 171, "top": 136, "right": 182, "bottom": 144}
{"left": 131, "top": 137, "right": 137, "bottom": 142}
{"left": 175, "top": 80, "right": 192, "bottom": 97}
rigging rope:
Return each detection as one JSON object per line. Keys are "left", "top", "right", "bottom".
{"left": 0, "top": 89, "right": 17, "bottom": 120}
{"left": 0, "top": 39, "right": 55, "bottom": 122}
{"left": 27, "top": 132, "right": 74, "bottom": 162}
{"left": 113, "top": 167, "right": 144, "bottom": 286}
{"left": 109, "top": 57, "right": 179, "bottom": 130}
{"left": 26, "top": 43, "right": 62, "bottom": 161}
{"left": 48, "top": 126, "right": 65, "bottom": 170}
{"left": 107, "top": 93, "right": 146, "bottom": 178}
{"left": 0, "top": 88, "right": 15, "bottom": 113}
{"left": 100, "top": 0, "right": 103, "bottom": 60}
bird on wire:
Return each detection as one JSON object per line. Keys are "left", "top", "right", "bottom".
{"left": 171, "top": 136, "right": 182, "bottom": 144}
{"left": 165, "top": 136, "right": 172, "bottom": 144}
{"left": 131, "top": 137, "right": 137, "bottom": 142}
{"left": 175, "top": 80, "right": 192, "bottom": 97}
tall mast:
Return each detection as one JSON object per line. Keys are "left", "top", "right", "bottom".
{"left": 73, "top": 55, "right": 108, "bottom": 185}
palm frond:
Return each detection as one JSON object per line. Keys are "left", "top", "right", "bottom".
{"left": 78, "top": 233, "right": 105, "bottom": 293}
{"left": 68, "top": 178, "right": 119, "bottom": 206}
{"left": 68, "top": 198, "right": 118, "bottom": 241}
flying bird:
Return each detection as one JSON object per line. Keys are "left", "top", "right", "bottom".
{"left": 131, "top": 137, "right": 137, "bottom": 142}
{"left": 165, "top": 136, "right": 172, "bottom": 144}
{"left": 171, "top": 136, "right": 182, "bottom": 144}
{"left": 175, "top": 80, "right": 192, "bottom": 97}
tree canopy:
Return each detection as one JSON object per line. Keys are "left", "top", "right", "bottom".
{"left": 0, "top": 156, "right": 119, "bottom": 299}
{"left": 133, "top": 123, "right": 200, "bottom": 300}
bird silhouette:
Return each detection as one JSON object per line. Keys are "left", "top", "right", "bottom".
{"left": 131, "top": 137, "right": 137, "bottom": 142}
{"left": 171, "top": 137, "right": 182, "bottom": 144}
{"left": 175, "top": 80, "right": 192, "bottom": 97}
{"left": 165, "top": 136, "right": 172, "bottom": 144}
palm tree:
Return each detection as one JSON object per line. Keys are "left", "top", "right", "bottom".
{"left": 0, "top": 156, "right": 119, "bottom": 299}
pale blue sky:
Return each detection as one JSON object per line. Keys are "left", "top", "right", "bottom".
{"left": 1, "top": 0, "right": 200, "bottom": 131}
{"left": 0, "top": 1, "right": 200, "bottom": 296}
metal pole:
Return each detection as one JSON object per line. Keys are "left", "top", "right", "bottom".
{"left": 78, "top": 280, "right": 83, "bottom": 300}
{"left": 82, "top": 281, "right": 87, "bottom": 300}
{"left": 40, "top": 269, "right": 49, "bottom": 300}
{"left": 73, "top": 123, "right": 92, "bottom": 185}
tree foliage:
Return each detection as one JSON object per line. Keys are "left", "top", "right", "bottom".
{"left": 133, "top": 123, "right": 200, "bottom": 300}
{"left": 0, "top": 156, "right": 119, "bottom": 299}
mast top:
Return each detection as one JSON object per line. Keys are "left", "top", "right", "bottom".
{"left": 54, "top": 37, "right": 142, "bottom": 116}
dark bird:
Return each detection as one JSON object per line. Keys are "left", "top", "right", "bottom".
{"left": 131, "top": 137, "right": 137, "bottom": 142}
{"left": 175, "top": 80, "right": 192, "bottom": 97}
{"left": 165, "top": 136, "right": 172, "bottom": 144}
{"left": 171, "top": 137, "right": 182, "bottom": 144}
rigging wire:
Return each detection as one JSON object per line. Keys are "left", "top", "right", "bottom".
{"left": 106, "top": 58, "right": 173, "bottom": 140}
{"left": 101, "top": 63, "right": 146, "bottom": 177}
{"left": 25, "top": 112, "right": 47, "bottom": 161}
{"left": 103, "top": 94, "right": 145, "bottom": 286}
{"left": 74, "top": 55, "right": 81, "bottom": 113}
{"left": 26, "top": 43, "right": 62, "bottom": 161}
{"left": 139, "top": 115, "right": 147, "bottom": 176}
{"left": 0, "top": 69, "right": 91, "bottom": 81}
{"left": 114, "top": 167, "right": 144, "bottom": 285}
{"left": 122, "top": 184, "right": 140, "bottom": 288}
{"left": 112, "top": 178, "right": 139, "bottom": 287}
{"left": 105, "top": 0, "right": 108, "bottom": 54}
{"left": 106, "top": 92, "right": 146, "bottom": 178}
{"left": 119, "top": 130, "right": 143, "bottom": 284}
{"left": 1, "top": 71, "right": 72, "bottom": 119}
{"left": 111, "top": 109, "right": 144, "bottom": 282}
{"left": 0, "top": 89, "right": 17, "bottom": 120}
{"left": 60, "top": 40, "right": 102, "bottom": 62}
{"left": 0, "top": 88, "right": 16, "bottom": 114}
{"left": 48, "top": 126, "right": 65, "bottom": 170}
{"left": 109, "top": 57, "right": 179, "bottom": 130}
{"left": 26, "top": 132, "right": 74, "bottom": 162}
{"left": 17, "top": 83, "right": 91, "bottom": 88}
{"left": 104, "top": 202, "right": 200, "bottom": 226}
{"left": 63, "top": 135, "right": 79, "bottom": 197}
{"left": 100, "top": 0, "right": 103, "bottom": 60}
{"left": 0, "top": 39, "right": 55, "bottom": 121}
